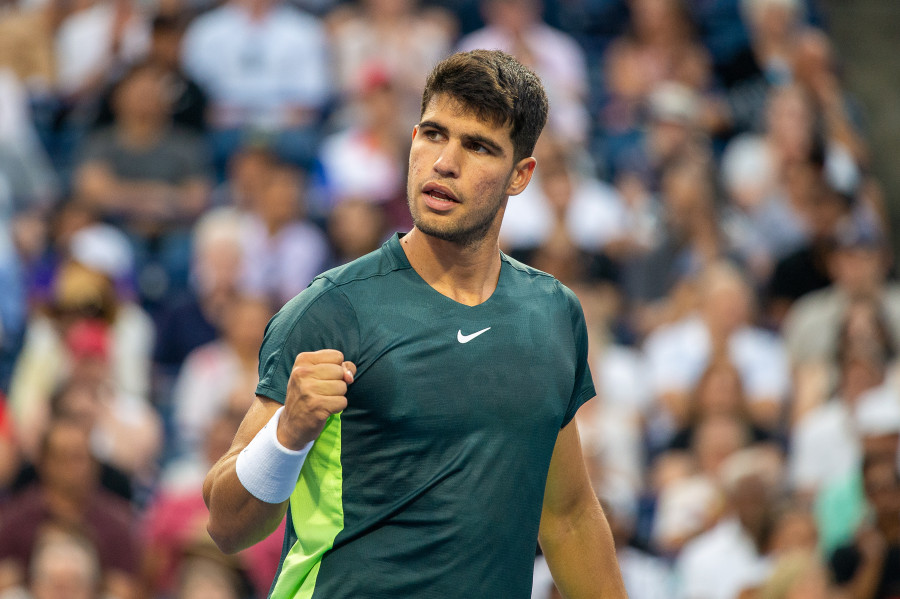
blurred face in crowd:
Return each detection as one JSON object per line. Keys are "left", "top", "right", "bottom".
{"left": 766, "top": 87, "right": 813, "bottom": 162}
{"left": 328, "top": 200, "right": 387, "bottom": 261}
{"left": 222, "top": 296, "right": 272, "bottom": 356}
{"left": 661, "top": 161, "right": 714, "bottom": 236}
{"left": 113, "top": 66, "right": 172, "bottom": 125}
{"left": 39, "top": 422, "right": 99, "bottom": 499}
{"left": 692, "top": 415, "right": 749, "bottom": 477}
{"left": 695, "top": 362, "right": 746, "bottom": 418}
{"left": 630, "top": 0, "right": 686, "bottom": 40}
{"left": 701, "top": 265, "right": 753, "bottom": 336}
{"left": 483, "top": 0, "right": 539, "bottom": 33}
{"left": 747, "top": 0, "right": 799, "bottom": 40}
{"left": 363, "top": 0, "right": 414, "bottom": 18}
{"left": 30, "top": 529, "right": 101, "bottom": 599}
{"left": 256, "top": 165, "right": 303, "bottom": 229}
{"left": 829, "top": 246, "right": 886, "bottom": 299}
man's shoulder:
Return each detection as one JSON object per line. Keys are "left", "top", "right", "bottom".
{"left": 500, "top": 252, "right": 558, "bottom": 287}
{"left": 500, "top": 253, "right": 578, "bottom": 309}
{"left": 277, "top": 240, "right": 403, "bottom": 314}
{"left": 317, "top": 240, "right": 405, "bottom": 289}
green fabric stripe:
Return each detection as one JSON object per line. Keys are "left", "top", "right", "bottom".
{"left": 268, "top": 414, "right": 344, "bottom": 599}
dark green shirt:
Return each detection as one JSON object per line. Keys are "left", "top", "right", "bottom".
{"left": 257, "top": 234, "right": 595, "bottom": 599}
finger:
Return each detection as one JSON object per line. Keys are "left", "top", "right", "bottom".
{"left": 295, "top": 349, "right": 344, "bottom": 366}
{"left": 303, "top": 378, "right": 348, "bottom": 397}
{"left": 342, "top": 361, "right": 357, "bottom": 383}
{"left": 291, "top": 364, "right": 347, "bottom": 389}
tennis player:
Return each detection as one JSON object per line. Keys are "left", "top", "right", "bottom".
{"left": 204, "top": 49, "right": 627, "bottom": 598}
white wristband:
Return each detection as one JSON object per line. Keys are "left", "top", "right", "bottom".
{"left": 236, "top": 407, "right": 314, "bottom": 504}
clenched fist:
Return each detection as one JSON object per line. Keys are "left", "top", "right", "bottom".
{"left": 277, "top": 349, "right": 356, "bottom": 450}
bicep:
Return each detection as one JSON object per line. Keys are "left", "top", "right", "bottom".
{"left": 541, "top": 418, "right": 596, "bottom": 523}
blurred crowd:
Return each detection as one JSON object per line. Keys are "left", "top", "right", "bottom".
{"left": 0, "top": 0, "right": 894, "bottom": 597}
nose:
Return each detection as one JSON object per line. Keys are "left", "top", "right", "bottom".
{"left": 433, "top": 143, "right": 461, "bottom": 178}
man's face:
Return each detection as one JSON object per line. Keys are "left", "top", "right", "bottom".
{"left": 407, "top": 95, "right": 535, "bottom": 247}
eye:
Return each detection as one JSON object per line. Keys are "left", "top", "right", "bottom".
{"left": 422, "top": 128, "right": 444, "bottom": 142}
{"left": 468, "top": 142, "right": 490, "bottom": 155}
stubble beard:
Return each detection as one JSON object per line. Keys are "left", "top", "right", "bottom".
{"left": 407, "top": 185, "right": 506, "bottom": 249}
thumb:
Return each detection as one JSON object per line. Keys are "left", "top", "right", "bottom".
{"left": 343, "top": 361, "right": 357, "bottom": 384}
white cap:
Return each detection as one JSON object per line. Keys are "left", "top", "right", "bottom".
{"left": 69, "top": 224, "right": 134, "bottom": 279}
{"left": 854, "top": 385, "right": 900, "bottom": 436}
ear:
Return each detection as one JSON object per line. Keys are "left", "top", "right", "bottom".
{"left": 506, "top": 157, "right": 537, "bottom": 197}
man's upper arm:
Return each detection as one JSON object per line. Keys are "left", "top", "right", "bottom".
{"left": 541, "top": 417, "right": 596, "bottom": 523}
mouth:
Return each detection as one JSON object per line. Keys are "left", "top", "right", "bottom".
{"left": 422, "top": 183, "right": 459, "bottom": 211}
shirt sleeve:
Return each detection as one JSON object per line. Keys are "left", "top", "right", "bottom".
{"left": 256, "top": 278, "right": 360, "bottom": 404}
{"left": 559, "top": 283, "right": 595, "bottom": 428}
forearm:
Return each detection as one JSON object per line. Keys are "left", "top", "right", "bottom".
{"left": 203, "top": 449, "right": 289, "bottom": 554}
{"left": 539, "top": 498, "right": 627, "bottom": 599}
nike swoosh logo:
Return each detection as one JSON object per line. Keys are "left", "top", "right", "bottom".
{"left": 457, "top": 327, "right": 491, "bottom": 343}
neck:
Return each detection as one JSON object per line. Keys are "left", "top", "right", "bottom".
{"left": 400, "top": 227, "right": 502, "bottom": 306}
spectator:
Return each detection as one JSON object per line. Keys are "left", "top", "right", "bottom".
{"left": 622, "top": 156, "right": 723, "bottom": 336}
{"left": 210, "top": 143, "right": 277, "bottom": 210}
{"left": 765, "top": 160, "right": 853, "bottom": 324}
{"left": 668, "top": 357, "right": 773, "bottom": 452}
{"left": 0, "top": 418, "right": 140, "bottom": 599}
{"left": 0, "top": 221, "right": 26, "bottom": 392}
{"left": 94, "top": 14, "right": 209, "bottom": 134}
{"left": 315, "top": 68, "right": 410, "bottom": 222}
{"left": 170, "top": 294, "right": 270, "bottom": 460}
{"left": 239, "top": 162, "right": 330, "bottom": 308}
{"left": 326, "top": 199, "right": 390, "bottom": 265}
{"left": 0, "top": 70, "right": 59, "bottom": 219}
{"left": 600, "top": 0, "right": 718, "bottom": 175}
{"left": 0, "top": 522, "right": 104, "bottom": 599}
{"left": 52, "top": 0, "right": 150, "bottom": 176}
{"left": 457, "top": 0, "right": 590, "bottom": 144}
{"left": 501, "top": 134, "right": 630, "bottom": 272}
{"left": 73, "top": 60, "right": 212, "bottom": 305}
{"left": 813, "top": 386, "right": 900, "bottom": 557}
{"left": 152, "top": 208, "right": 245, "bottom": 388}
{"left": 7, "top": 226, "right": 154, "bottom": 461}
{"left": 0, "top": 0, "right": 55, "bottom": 95}
{"left": 830, "top": 452, "right": 900, "bottom": 599}
{"left": 181, "top": 0, "right": 330, "bottom": 172}
{"left": 793, "top": 350, "right": 897, "bottom": 486}
{"left": 173, "top": 536, "right": 255, "bottom": 599}
{"left": 676, "top": 446, "right": 784, "bottom": 599}
{"left": 327, "top": 0, "right": 456, "bottom": 123}
{"left": 782, "top": 221, "right": 900, "bottom": 367}
{"left": 142, "top": 404, "right": 282, "bottom": 599}
{"left": 49, "top": 320, "right": 162, "bottom": 491}
{"left": 642, "top": 261, "right": 790, "bottom": 438}
{"left": 0, "top": 392, "right": 19, "bottom": 497}
{"left": 724, "top": 0, "right": 809, "bottom": 134}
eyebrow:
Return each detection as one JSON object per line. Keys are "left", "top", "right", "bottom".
{"left": 417, "top": 120, "right": 506, "bottom": 157}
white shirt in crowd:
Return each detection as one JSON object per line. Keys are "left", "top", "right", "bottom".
{"left": 181, "top": 1, "right": 329, "bottom": 129}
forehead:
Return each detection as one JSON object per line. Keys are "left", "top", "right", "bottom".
{"left": 420, "top": 94, "right": 514, "bottom": 145}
